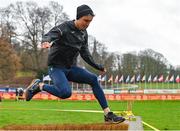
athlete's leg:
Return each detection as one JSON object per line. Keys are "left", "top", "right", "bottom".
{"left": 67, "top": 66, "right": 108, "bottom": 109}
{"left": 42, "top": 67, "right": 72, "bottom": 99}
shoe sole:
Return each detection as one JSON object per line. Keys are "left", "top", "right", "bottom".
{"left": 25, "top": 79, "right": 39, "bottom": 101}
{"left": 105, "top": 119, "right": 126, "bottom": 124}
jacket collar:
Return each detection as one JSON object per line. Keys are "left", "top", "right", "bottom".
{"left": 67, "top": 20, "right": 86, "bottom": 32}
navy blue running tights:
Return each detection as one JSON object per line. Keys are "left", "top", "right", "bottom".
{"left": 43, "top": 66, "right": 108, "bottom": 109}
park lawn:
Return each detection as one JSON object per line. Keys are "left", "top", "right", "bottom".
{"left": 0, "top": 100, "right": 179, "bottom": 130}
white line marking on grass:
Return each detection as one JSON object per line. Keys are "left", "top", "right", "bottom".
{"left": 142, "top": 121, "right": 160, "bottom": 131}
{"left": 0, "top": 107, "right": 104, "bottom": 113}
{"left": 0, "top": 107, "right": 123, "bottom": 114}
{"left": 60, "top": 109, "right": 104, "bottom": 113}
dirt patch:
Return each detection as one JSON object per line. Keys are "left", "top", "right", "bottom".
{"left": 2, "top": 123, "right": 128, "bottom": 130}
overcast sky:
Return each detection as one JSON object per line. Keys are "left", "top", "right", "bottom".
{"left": 1, "top": 0, "right": 180, "bottom": 66}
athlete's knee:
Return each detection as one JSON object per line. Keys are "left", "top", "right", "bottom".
{"left": 90, "top": 75, "right": 99, "bottom": 86}
{"left": 60, "top": 89, "right": 72, "bottom": 99}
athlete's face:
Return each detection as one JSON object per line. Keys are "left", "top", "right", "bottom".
{"left": 76, "top": 15, "right": 94, "bottom": 30}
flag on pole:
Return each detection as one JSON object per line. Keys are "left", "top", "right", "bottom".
{"left": 148, "top": 75, "right": 152, "bottom": 82}
{"left": 101, "top": 75, "right": 107, "bottom": 81}
{"left": 164, "top": 75, "right": 169, "bottom": 82}
{"left": 114, "top": 75, "right": 119, "bottom": 83}
{"left": 158, "top": 75, "right": 164, "bottom": 82}
{"left": 126, "top": 75, "right": 130, "bottom": 83}
{"left": 108, "top": 75, "right": 113, "bottom": 83}
{"left": 119, "top": 75, "right": 124, "bottom": 83}
{"left": 130, "top": 75, "right": 135, "bottom": 83}
{"left": 136, "top": 74, "right": 141, "bottom": 82}
{"left": 153, "top": 75, "right": 158, "bottom": 82}
{"left": 141, "top": 75, "right": 146, "bottom": 82}
{"left": 169, "top": 75, "right": 174, "bottom": 82}
{"left": 176, "top": 75, "right": 180, "bottom": 83}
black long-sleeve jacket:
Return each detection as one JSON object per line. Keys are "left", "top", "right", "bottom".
{"left": 42, "top": 20, "right": 104, "bottom": 71}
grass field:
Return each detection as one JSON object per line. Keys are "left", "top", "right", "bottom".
{"left": 0, "top": 100, "right": 180, "bottom": 130}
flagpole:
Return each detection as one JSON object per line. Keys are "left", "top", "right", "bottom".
{"left": 178, "top": 75, "right": 180, "bottom": 88}
{"left": 168, "top": 75, "right": 169, "bottom": 89}
{"left": 111, "top": 76, "right": 113, "bottom": 89}
{"left": 170, "top": 75, "right": 174, "bottom": 89}
{"left": 116, "top": 81, "right": 118, "bottom": 88}
{"left": 177, "top": 75, "right": 180, "bottom": 89}
{"left": 83, "top": 84, "right": 85, "bottom": 93}
{"left": 76, "top": 83, "right": 79, "bottom": 91}
{"left": 156, "top": 75, "right": 158, "bottom": 89}
{"left": 72, "top": 82, "right": 74, "bottom": 91}
{"left": 148, "top": 75, "right": 151, "bottom": 89}
{"left": 150, "top": 75, "right": 151, "bottom": 89}
{"left": 156, "top": 81, "right": 158, "bottom": 89}
{"left": 122, "top": 80, "right": 124, "bottom": 88}
{"left": 121, "top": 75, "right": 124, "bottom": 88}
{"left": 145, "top": 79, "right": 146, "bottom": 89}
{"left": 116, "top": 75, "right": 119, "bottom": 89}
{"left": 111, "top": 79, "right": 113, "bottom": 89}
{"left": 127, "top": 75, "right": 130, "bottom": 89}
{"left": 112, "top": 80, "right": 114, "bottom": 89}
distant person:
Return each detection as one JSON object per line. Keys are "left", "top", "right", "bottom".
{"left": 25, "top": 4, "right": 125, "bottom": 123}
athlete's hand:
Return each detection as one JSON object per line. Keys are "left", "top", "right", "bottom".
{"left": 41, "top": 42, "right": 52, "bottom": 48}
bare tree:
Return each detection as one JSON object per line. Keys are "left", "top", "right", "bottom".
{"left": 49, "top": 1, "right": 69, "bottom": 26}
{"left": 8, "top": 1, "right": 69, "bottom": 71}
{"left": 0, "top": 8, "right": 16, "bottom": 43}
{"left": 139, "top": 49, "right": 167, "bottom": 76}
{"left": 121, "top": 52, "right": 138, "bottom": 76}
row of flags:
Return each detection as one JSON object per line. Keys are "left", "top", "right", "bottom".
{"left": 98, "top": 75, "right": 180, "bottom": 83}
